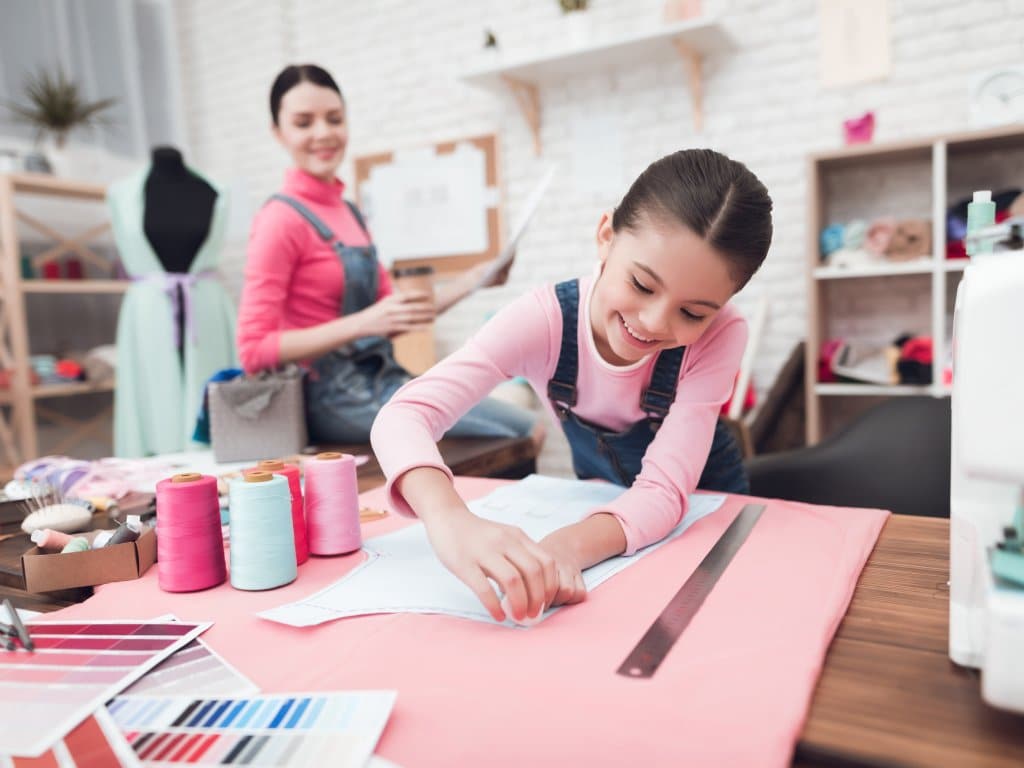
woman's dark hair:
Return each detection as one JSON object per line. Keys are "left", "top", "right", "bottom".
{"left": 612, "top": 149, "right": 773, "bottom": 290}
{"left": 269, "top": 64, "right": 343, "bottom": 125}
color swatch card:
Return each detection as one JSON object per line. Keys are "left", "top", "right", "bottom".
{"left": 0, "top": 620, "right": 209, "bottom": 757}
{"left": 119, "top": 639, "right": 258, "bottom": 699}
{"left": 260, "top": 475, "right": 724, "bottom": 627}
{"left": 1, "top": 708, "right": 141, "bottom": 768}
{"left": 109, "top": 691, "right": 396, "bottom": 767}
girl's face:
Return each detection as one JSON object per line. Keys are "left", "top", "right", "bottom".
{"left": 273, "top": 81, "right": 348, "bottom": 182}
{"left": 590, "top": 212, "right": 737, "bottom": 367}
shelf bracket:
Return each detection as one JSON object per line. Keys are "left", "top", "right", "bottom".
{"left": 501, "top": 75, "right": 542, "bottom": 155}
{"left": 672, "top": 38, "right": 704, "bottom": 133}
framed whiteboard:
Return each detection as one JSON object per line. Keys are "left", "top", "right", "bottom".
{"left": 354, "top": 134, "right": 503, "bottom": 273}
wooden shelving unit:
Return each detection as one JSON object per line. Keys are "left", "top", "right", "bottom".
{"left": 461, "top": 17, "right": 734, "bottom": 153}
{"left": 805, "top": 124, "right": 1024, "bottom": 443}
{"left": 0, "top": 172, "right": 123, "bottom": 466}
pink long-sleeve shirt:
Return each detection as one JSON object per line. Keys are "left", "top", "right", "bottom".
{"left": 371, "top": 273, "right": 748, "bottom": 554}
{"left": 237, "top": 168, "right": 392, "bottom": 372}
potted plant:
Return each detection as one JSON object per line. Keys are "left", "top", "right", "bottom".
{"left": 4, "top": 69, "right": 115, "bottom": 176}
{"left": 559, "top": 0, "right": 592, "bottom": 48}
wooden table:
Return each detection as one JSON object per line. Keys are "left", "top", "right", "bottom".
{"left": 794, "top": 515, "right": 1023, "bottom": 767}
{"left": 0, "top": 436, "right": 538, "bottom": 610}
{"left": 339, "top": 435, "right": 539, "bottom": 493}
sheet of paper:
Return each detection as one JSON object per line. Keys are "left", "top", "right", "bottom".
{"left": 818, "top": 0, "right": 890, "bottom": 87}
{"left": 0, "top": 619, "right": 209, "bottom": 757}
{"left": 260, "top": 475, "right": 725, "bottom": 628}
{"left": 366, "top": 143, "right": 490, "bottom": 263}
{"left": 118, "top": 638, "right": 258, "bottom": 699}
{"left": 108, "top": 691, "right": 395, "bottom": 767}
{"left": 475, "top": 166, "right": 556, "bottom": 289}
{"left": 571, "top": 109, "right": 623, "bottom": 199}
{"left": 1, "top": 707, "right": 142, "bottom": 767}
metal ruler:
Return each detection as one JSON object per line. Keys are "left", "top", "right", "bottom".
{"left": 616, "top": 503, "right": 765, "bottom": 679}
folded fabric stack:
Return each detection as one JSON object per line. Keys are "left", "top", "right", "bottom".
{"left": 819, "top": 334, "right": 934, "bottom": 386}
{"left": 820, "top": 217, "right": 932, "bottom": 268}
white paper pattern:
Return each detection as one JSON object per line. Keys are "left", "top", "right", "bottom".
{"left": 260, "top": 476, "right": 725, "bottom": 628}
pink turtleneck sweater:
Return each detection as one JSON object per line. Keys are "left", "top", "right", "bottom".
{"left": 237, "top": 168, "right": 392, "bottom": 372}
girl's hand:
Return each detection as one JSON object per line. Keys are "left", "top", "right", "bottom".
{"left": 421, "top": 507, "right": 559, "bottom": 622}
{"left": 354, "top": 291, "right": 435, "bottom": 338}
{"left": 538, "top": 533, "right": 587, "bottom": 607}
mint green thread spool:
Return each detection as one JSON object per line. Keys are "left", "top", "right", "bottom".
{"left": 966, "top": 190, "right": 996, "bottom": 257}
{"left": 61, "top": 537, "right": 90, "bottom": 554}
{"left": 228, "top": 471, "right": 296, "bottom": 591}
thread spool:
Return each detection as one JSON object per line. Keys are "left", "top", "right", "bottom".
{"left": 305, "top": 452, "right": 361, "bottom": 556}
{"left": 155, "top": 473, "right": 227, "bottom": 593}
{"left": 30, "top": 528, "right": 73, "bottom": 552}
{"left": 256, "top": 459, "right": 308, "bottom": 565}
{"left": 60, "top": 537, "right": 90, "bottom": 554}
{"left": 229, "top": 472, "right": 296, "bottom": 590}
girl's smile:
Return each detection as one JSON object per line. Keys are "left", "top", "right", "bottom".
{"left": 589, "top": 212, "right": 737, "bottom": 367}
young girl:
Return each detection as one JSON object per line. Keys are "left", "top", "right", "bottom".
{"left": 237, "top": 64, "right": 537, "bottom": 444}
{"left": 371, "top": 149, "right": 773, "bottom": 623}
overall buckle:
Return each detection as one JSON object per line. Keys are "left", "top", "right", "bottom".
{"left": 547, "top": 380, "right": 577, "bottom": 420}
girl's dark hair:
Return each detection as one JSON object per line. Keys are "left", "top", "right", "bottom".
{"left": 612, "top": 149, "right": 773, "bottom": 290}
{"left": 269, "top": 64, "right": 343, "bottom": 125}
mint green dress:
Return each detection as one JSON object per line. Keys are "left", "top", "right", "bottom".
{"left": 107, "top": 168, "right": 238, "bottom": 457}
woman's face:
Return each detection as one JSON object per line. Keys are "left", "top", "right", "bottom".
{"left": 273, "top": 81, "right": 348, "bottom": 182}
{"left": 590, "top": 212, "right": 737, "bottom": 367}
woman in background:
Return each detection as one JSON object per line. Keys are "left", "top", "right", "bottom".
{"left": 237, "top": 64, "right": 538, "bottom": 445}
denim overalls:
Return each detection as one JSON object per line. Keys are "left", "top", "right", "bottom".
{"left": 270, "top": 195, "right": 535, "bottom": 444}
{"left": 548, "top": 279, "right": 749, "bottom": 493}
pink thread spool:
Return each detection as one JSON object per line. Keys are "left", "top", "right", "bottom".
{"left": 30, "top": 528, "right": 73, "bottom": 552}
{"left": 257, "top": 459, "right": 308, "bottom": 565}
{"left": 156, "top": 473, "right": 227, "bottom": 592}
{"left": 304, "top": 452, "right": 361, "bottom": 555}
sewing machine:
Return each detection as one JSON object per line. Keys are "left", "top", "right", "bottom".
{"left": 949, "top": 205, "right": 1024, "bottom": 714}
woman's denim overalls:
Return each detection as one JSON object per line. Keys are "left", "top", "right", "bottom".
{"left": 548, "top": 279, "right": 748, "bottom": 493}
{"left": 271, "top": 195, "right": 534, "bottom": 444}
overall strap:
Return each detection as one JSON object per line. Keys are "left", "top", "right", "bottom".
{"left": 547, "top": 279, "right": 581, "bottom": 416}
{"left": 344, "top": 200, "right": 370, "bottom": 237}
{"left": 641, "top": 346, "right": 685, "bottom": 420}
{"left": 269, "top": 194, "right": 336, "bottom": 241}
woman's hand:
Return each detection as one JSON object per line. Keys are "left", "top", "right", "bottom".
{"left": 354, "top": 291, "right": 435, "bottom": 338}
{"left": 421, "top": 506, "right": 560, "bottom": 622}
{"left": 467, "top": 249, "right": 515, "bottom": 290}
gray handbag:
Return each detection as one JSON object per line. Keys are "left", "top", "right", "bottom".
{"left": 208, "top": 366, "right": 308, "bottom": 462}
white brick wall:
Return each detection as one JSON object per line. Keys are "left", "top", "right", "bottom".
{"left": 171, "top": 0, "right": 1024, "bottom": 473}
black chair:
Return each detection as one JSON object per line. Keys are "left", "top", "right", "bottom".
{"left": 744, "top": 396, "right": 950, "bottom": 518}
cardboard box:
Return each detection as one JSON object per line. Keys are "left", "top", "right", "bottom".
{"left": 21, "top": 527, "right": 157, "bottom": 593}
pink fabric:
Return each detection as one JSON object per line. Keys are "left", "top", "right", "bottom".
{"left": 48, "top": 478, "right": 888, "bottom": 767}
{"left": 236, "top": 168, "right": 393, "bottom": 372}
{"left": 371, "top": 275, "right": 748, "bottom": 554}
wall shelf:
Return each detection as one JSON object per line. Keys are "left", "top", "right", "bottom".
{"left": 804, "top": 126, "right": 1024, "bottom": 443}
{"left": 22, "top": 280, "right": 128, "bottom": 294}
{"left": 460, "top": 17, "right": 734, "bottom": 153}
{"left": 813, "top": 259, "right": 936, "bottom": 280}
{"left": 814, "top": 383, "right": 939, "bottom": 397}
{"left": 0, "top": 172, "right": 118, "bottom": 464}
{"left": 0, "top": 379, "right": 116, "bottom": 406}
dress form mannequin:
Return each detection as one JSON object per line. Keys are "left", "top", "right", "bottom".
{"left": 143, "top": 146, "right": 217, "bottom": 355}
{"left": 143, "top": 146, "right": 217, "bottom": 272}
{"left": 107, "top": 154, "right": 237, "bottom": 457}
